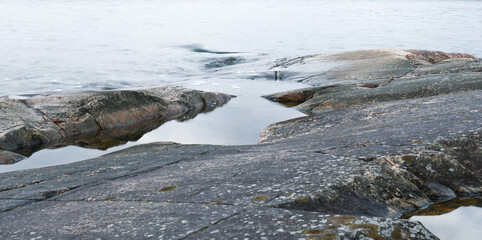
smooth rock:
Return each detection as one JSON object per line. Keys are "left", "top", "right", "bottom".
{"left": 264, "top": 49, "right": 482, "bottom": 113}
{"left": 0, "top": 150, "right": 26, "bottom": 164}
{"left": 0, "top": 87, "right": 233, "bottom": 157}
{"left": 1, "top": 90, "right": 479, "bottom": 239}
{"left": 269, "top": 49, "right": 480, "bottom": 85}
{"left": 266, "top": 72, "right": 482, "bottom": 113}
{"left": 423, "top": 182, "right": 457, "bottom": 200}
{"left": 1, "top": 49, "right": 479, "bottom": 239}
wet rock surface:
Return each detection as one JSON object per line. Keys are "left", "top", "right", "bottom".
{"left": 1, "top": 50, "right": 480, "bottom": 239}
{"left": 0, "top": 87, "right": 233, "bottom": 157}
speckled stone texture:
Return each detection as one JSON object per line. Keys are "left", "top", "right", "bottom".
{"left": 2, "top": 89, "right": 480, "bottom": 239}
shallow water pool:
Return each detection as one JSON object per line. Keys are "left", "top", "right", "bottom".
{"left": 0, "top": 0, "right": 480, "bottom": 237}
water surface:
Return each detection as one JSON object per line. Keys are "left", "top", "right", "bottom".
{"left": 0, "top": 1, "right": 481, "bottom": 237}
{"left": 1, "top": 0, "right": 481, "bottom": 97}
{"left": 407, "top": 197, "right": 482, "bottom": 239}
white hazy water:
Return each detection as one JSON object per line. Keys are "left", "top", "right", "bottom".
{"left": 1, "top": 0, "right": 481, "bottom": 97}
{"left": 0, "top": 1, "right": 481, "bottom": 237}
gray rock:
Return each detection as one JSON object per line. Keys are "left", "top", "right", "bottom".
{"left": 269, "top": 49, "right": 480, "bottom": 85}
{"left": 0, "top": 199, "right": 34, "bottom": 213}
{"left": 190, "top": 208, "right": 437, "bottom": 240}
{"left": 259, "top": 90, "right": 481, "bottom": 198}
{"left": 0, "top": 98, "right": 63, "bottom": 154}
{"left": 0, "top": 87, "right": 233, "bottom": 157}
{"left": 1, "top": 90, "right": 479, "bottom": 239}
{"left": 1, "top": 49, "right": 479, "bottom": 239}
{"left": 423, "top": 182, "right": 457, "bottom": 200}
{"left": 0, "top": 201, "right": 436, "bottom": 240}
{"left": 264, "top": 49, "right": 482, "bottom": 113}
{"left": 0, "top": 150, "right": 26, "bottom": 164}
{"left": 266, "top": 72, "right": 482, "bottom": 113}
{"left": 0, "top": 200, "right": 244, "bottom": 240}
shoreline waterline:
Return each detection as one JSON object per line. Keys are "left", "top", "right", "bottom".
{"left": 0, "top": 79, "right": 308, "bottom": 173}
{"left": 1, "top": 1, "right": 481, "bottom": 238}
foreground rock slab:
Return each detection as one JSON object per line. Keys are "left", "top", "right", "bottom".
{"left": 1, "top": 90, "right": 480, "bottom": 239}
{"left": 0, "top": 87, "right": 233, "bottom": 157}
{"left": 0, "top": 202, "right": 435, "bottom": 240}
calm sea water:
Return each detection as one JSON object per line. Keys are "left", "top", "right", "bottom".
{"left": 1, "top": 0, "right": 481, "bottom": 98}
{"left": 1, "top": 0, "right": 481, "bottom": 238}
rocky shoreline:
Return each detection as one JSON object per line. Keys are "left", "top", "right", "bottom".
{"left": 264, "top": 49, "right": 482, "bottom": 113}
{"left": 0, "top": 50, "right": 480, "bottom": 239}
{"left": 0, "top": 87, "right": 233, "bottom": 161}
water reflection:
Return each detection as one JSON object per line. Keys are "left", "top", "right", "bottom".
{"left": 0, "top": 0, "right": 480, "bottom": 237}
{"left": 59, "top": 118, "right": 168, "bottom": 150}
{"left": 403, "top": 197, "right": 481, "bottom": 240}
{"left": 403, "top": 197, "right": 482, "bottom": 218}
{"left": 0, "top": 79, "right": 307, "bottom": 173}
{"left": 413, "top": 207, "right": 482, "bottom": 240}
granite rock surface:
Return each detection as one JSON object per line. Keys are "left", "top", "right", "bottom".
{"left": 2, "top": 90, "right": 480, "bottom": 239}
{"left": 1, "top": 50, "right": 481, "bottom": 239}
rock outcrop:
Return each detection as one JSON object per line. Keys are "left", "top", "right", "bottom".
{"left": 0, "top": 150, "right": 25, "bottom": 164}
{"left": 264, "top": 49, "right": 482, "bottom": 113}
{"left": 0, "top": 50, "right": 480, "bottom": 239}
{"left": 0, "top": 87, "right": 233, "bottom": 157}
{"left": 1, "top": 89, "right": 480, "bottom": 239}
